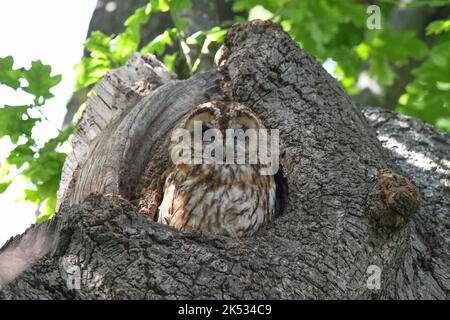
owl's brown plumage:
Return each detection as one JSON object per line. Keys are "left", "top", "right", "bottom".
{"left": 157, "top": 101, "right": 276, "bottom": 237}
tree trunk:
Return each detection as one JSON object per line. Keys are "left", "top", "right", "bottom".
{"left": 0, "top": 21, "right": 448, "bottom": 299}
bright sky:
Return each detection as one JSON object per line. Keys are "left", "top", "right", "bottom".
{"left": 0, "top": 0, "right": 97, "bottom": 246}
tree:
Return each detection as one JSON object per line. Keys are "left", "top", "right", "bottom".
{"left": 0, "top": 21, "right": 448, "bottom": 299}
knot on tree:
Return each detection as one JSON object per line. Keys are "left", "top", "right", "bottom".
{"left": 368, "top": 170, "right": 421, "bottom": 233}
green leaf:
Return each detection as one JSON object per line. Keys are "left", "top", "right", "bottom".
{"left": 21, "top": 139, "right": 67, "bottom": 208}
{"left": 7, "top": 142, "right": 35, "bottom": 168}
{"left": 22, "top": 60, "right": 62, "bottom": 103}
{"left": 74, "top": 56, "right": 111, "bottom": 91}
{"left": 163, "top": 53, "right": 177, "bottom": 72}
{"left": 248, "top": 5, "right": 274, "bottom": 20}
{"left": 436, "top": 117, "right": 450, "bottom": 131}
{"left": 0, "top": 55, "right": 74, "bottom": 222}
{"left": 0, "top": 164, "right": 13, "bottom": 194}
{"left": 187, "top": 27, "right": 226, "bottom": 46}
{"left": 74, "top": 2, "right": 153, "bottom": 90}
{"left": 427, "top": 19, "right": 450, "bottom": 35}
{"left": 111, "top": 30, "right": 141, "bottom": 64}
{"left": 371, "top": 57, "right": 395, "bottom": 86}
{"left": 0, "top": 105, "right": 37, "bottom": 143}
{"left": 355, "top": 42, "right": 370, "bottom": 60}
{"left": 168, "top": 0, "right": 191, "bottom": 11}
{"left": 0, "top": 180, "right": 12, "bottom": 193}
{"left": 112, "top": 5, "right": 153, "bottom": 64}
{"left": 204, "top": 27, "right": 227, "bottom": 43}
{"left": 186, "top": 30, "right": 204, "bottom": 45}
{"left": 396, "top": 33, "right": 450, "bottom": 133}
{"left": 124, "top": 5, "right": 151, "bottom": 28}
{"left": 404, "top": 0, "right": 450, "bottom": 8}
{"left": 171, "top": 15, "right": 189, "bottom": 31}
{"left": 36, "top": 196, "right": 57, "bottom": 223}
{"left": 22, "top": 160, "right": 66, "bottom": 198}
{"left": 437, "top": 81, "right": 450, "bottom": 91}
{"left": 0, "top": 56, "right": 22, "bottom": 89}
{"left": 141, "top": 30, "right": 174, "bottom": 55}
{"left": 370, "top": 29, "right": 428, "bottom": 64}
{"left": 152, "top": 0, "right": 170, "bottom": 12}
{"left": 85, "top": 31, "right": 111, "bottom": 58}
{"left": 24, "top": 188, "right": 41, "bottom": 203}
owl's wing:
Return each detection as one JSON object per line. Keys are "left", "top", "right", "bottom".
{"left": 158, "top": 175, "right": 191, "bottom": 230}
{"left": 157, "top": 182, "right": 173, "bottom": 225}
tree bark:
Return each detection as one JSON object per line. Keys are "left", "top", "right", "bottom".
{"left": 0, "top": 21, "right": 448, "bottom": 299}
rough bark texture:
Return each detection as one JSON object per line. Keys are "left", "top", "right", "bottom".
{"left": 0, "top": 21, "right": 448, "bottom": 299}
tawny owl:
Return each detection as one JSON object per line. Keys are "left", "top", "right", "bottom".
{"left": 157, "top": 101, "right": 276, "bottom": 237}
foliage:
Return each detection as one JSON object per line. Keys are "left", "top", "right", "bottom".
{"left": 398, "top": 21, "right": 450, "bottom": 131}
{"left": 232, "top": 0, "right": 450, "bottom": 131}
{"left": 75, "top": 0, "right": 226, "bottom": 91}
{"left": 0, "top": 56, "right": 72, "bottom": 222}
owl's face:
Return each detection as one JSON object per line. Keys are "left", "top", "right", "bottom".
{"left": 169, "top": 102, "right": 270, "bottom": 166}
{"left": 179, "top": 101, "right": 264, "bottom": 133}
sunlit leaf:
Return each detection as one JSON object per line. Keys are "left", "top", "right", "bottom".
{"left": 0, "top": 180, "right": 13, "bottom": 193}
{"left": 248, "top": 5, "right": 273, "bottom": 20}
{"left": 74, "top": 56, "right": 111, "bottom": 91}
{"left": 141, "top": 30, "right": 174, "bottom": 55}
{"left": 7, "top": 142, "right": 35, "bottom": 168}
{"left": 0, "top": 105, "right": 37, "bottom": 143}
{"left": 111, "top": 30, "right": 141, "bottom": 64}
{"left": 427, "top": 19, "right": 450, "bottom": 35}
{"left": 163, "top": 53, "right": 177, "bottom": 72}
{"left": 371, "top": 57, "right": 395, "bottom": 86}
{"left": 436, "top": 117, "right": 450, "bottom": 131}
{"left": 204, "top": 27, "right": 227, "bottom": 43}
{"left": 22, "top": 60, "right": 62, "bottom": 103}
{"left": 0, "top": 56, "right": 22, "bottom": 89}
{"left": 85, "top": 31, "right": 111, "bottom": 58}
{"left": 152, "top": 0, "right": 170, "bottom": 12}
{"left": 355, "top": 43, "right": 370, "bottom": 60}
{"left": 124, "top": 5, "right": 151, "bottom": 28}
{"left": 396, "top": 33, "right": 450, "bottom": 132}
{"left": 36, "top": 196, "right": 57, "bottom": 223}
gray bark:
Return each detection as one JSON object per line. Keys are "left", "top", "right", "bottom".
{"left": 0, "top": 21, "right": 448, "bottom": 299}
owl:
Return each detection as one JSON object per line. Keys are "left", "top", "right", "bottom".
{"left": 157, "top": 101, "right": 276, "bottom": 237}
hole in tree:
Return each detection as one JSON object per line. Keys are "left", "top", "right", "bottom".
{"left": 275, "top": 166, "right": 288, "bottom": 216}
